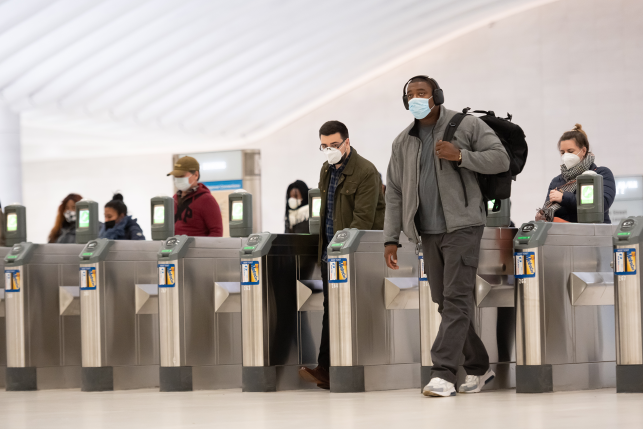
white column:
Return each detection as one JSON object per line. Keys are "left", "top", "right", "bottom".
{"left": 0, "top": 101, "right": 21, "bottom": 207}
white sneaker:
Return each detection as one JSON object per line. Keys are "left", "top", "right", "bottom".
{"left": 458, "top": 368, "right": 495, "bottom": 393}
{"left": 423, "top": 377, "right": 456, "bottom": 397}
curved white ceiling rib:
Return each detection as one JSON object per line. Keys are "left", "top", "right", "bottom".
{"left": 0, "top": 0, "right": 557, "bottom": 161}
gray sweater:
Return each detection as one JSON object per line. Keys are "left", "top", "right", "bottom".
{"left": 384, "top": 105, "right": 510, "bottom": 245}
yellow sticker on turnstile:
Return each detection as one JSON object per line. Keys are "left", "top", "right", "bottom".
{"left": 241, "top": 261, "right": 260, "bottom": 285}
{"left": 158, "top": 263, "right": 176, "bottom": 287}
{"left": 80, "top": 267, "right": 97, "bottom": 290}
{"left": 614, "top": 248, "right": 637, "bottom": 275}
{"left": 4, "top": 269, "right": 20, "bottom": 292}
{"left": 514, "top": 252, "right": 536, "bottom": 279}
{"left": 329, "top": 258, "right": 348, "bottom": 283}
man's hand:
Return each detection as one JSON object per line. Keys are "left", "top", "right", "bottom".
{"left": 384, "top": 244, "right": 399, "bottom": 270}
{"left": 435, "top": 140, "right": 461, "bottom": 161}
{"left": 549, "top": 189, "right": 563, "bottom": 203}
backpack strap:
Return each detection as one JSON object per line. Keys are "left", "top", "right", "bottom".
{"left": 442, "top": 112, "right": 468, "bottom": 142}
{"left": 441, "top": 112, "right": 469, "bottom": 207}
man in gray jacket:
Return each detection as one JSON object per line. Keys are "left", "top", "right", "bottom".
{"left": 384, "top": 76, "right": 509, "bottom": 397}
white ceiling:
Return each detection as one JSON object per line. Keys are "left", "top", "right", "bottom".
{"left": 0, "top": 0, "right": 553, "bottom": 160}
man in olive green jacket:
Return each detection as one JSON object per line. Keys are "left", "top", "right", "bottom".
{"left": 299, "top": 120, "right": 385, "bottom": 390}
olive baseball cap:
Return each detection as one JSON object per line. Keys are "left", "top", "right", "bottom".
{"left": 167, "top": 156, "right": 200, "bottom": 177}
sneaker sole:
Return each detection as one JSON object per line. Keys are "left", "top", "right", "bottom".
{"left": 423, "top": 389, "right": 456, "bottom": 397}
{"left": 459, "top": 372, "right": 496, "bottom": 394}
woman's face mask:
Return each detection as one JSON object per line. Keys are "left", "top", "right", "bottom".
{"left": 561, "top": 148, "right": 585, "bottom": 169}
{"left": 64, "top": 210, "right": 76, "bottom": 223}
{"left": 288, "top": 198, "right": 302, "bottom": 210}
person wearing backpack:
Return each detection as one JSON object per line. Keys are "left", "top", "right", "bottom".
{"left": 383, "top": 76, "right": 510, "bottom": 397}
{"left": 535, "top": 124, "right": 615, "bottom": 223}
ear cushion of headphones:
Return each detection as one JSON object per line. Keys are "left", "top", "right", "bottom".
{"left": 433, "top": 88, "right": 444, "bottom": 105}
{"left": 403, "top": 95, "right": 409, "bottom": 110}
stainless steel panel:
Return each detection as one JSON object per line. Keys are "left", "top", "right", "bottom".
{"left": 215, "top": 312, "right": 241, "bottom": 365}
{"left": 80, "top": 263, "right": 102, "bottom": 367}
{"left": 329, "top": 255, "right": 354, "bottom": 366}
{"left": 516, "top": 249, "right": 544, "bottom": 366}
{"left": 297, "top": 280, "right": 324, "bottom": 312}
{"left": 113, "top": 365, "right": 159, "bottom": 390}
{"left": 193, "top": 365, "right": 241, "bottom": 390}
{"left": 363, "top": 363, "right": 420, "bottom": 391}
{"left": 542, "top": 245, "right": 575, "bottom": 365}
{"left": 389, "top": 309, "right": 420, "bottom": 364}
{"left": 5, "top": 265, "right": 26, "bottom": 367}
{"left": 137, "top": 314, "right": 159, "bottom": 365}
{"left": 183, "top": 257, "right": 215, "bottom": 366}
{"left": 159, "top": 260, "right": 181, "bottom": 367}
{"left": 299, "top": 310, "right": 322, "bottom": 365}
{"left": 36, "top": 366, "right": 81, "bottom": 389}
{"left": 241, "top": 257, "right": 264, "bottom": 366}
{"left": 135, "top": 284, "right": 159, "bottom": 315}
{"left": 28, "top": 264, "right": 61, "bottom": 367}
{"left": 384, "top": 277, "right": 419, "bottom": 310}
{"left": 354, "top": 252, "right": 388, "bottom": 366}
{"left": 573, "top": 305, "right": 616, "bottom": 363}
{"left": 60, "top": 286, "right": 80, "bottom": 316}
{"left": 569, "top": 272, "right": 614, "bottom": 306}
{"left": 104, "top": 261, "right": 138, "bottom": 366}
{"left": 215, "top": 282, "right": 241, "bottom": 313}
{"left": 615, "top": 243, "right": 643, "bottom": 365}
{"left": 476, "top": 275, "right": 515, "bottom": 308}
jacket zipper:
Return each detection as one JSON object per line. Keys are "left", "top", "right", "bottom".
{"left": 413, "top": 137, "right": 422, "bottom": 243}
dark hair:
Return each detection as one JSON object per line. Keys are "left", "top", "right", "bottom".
{"left": 408, "top": 76, "right": 435, "bottom": 91}
{"left": 48, "top": 193, "right": 83, "bottom": 243}
{"left": 190, "top": 169, "right": 200, "bottom": 181}
{"left": 105, "top": 193, "right": 127, "bottom": 216}
{"left": 558, "top": 123, "right": 590, "bottom": 152}
{"left": 319, "top": 121, "right": 349, "bottom": 141}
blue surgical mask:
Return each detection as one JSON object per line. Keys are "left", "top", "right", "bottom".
{"left": 408, "top": 96, "right": 433, "bottom": 120}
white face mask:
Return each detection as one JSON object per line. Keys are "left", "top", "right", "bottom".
{"left": 64, "top": 210, "right": 76, "bottom": 223}
{"left": 288, "top": 198, "right": 302, "bottom": 210}
{"left": 174, "top": 176, "right": 192, "bottom": 192}
{"left": 322, "top": 140, "right": 346, "bottom": 165}
{"left": 561, "top": 151, "right": 582, "bottom": 169}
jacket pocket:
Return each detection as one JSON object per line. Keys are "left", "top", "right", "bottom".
{"left": 462, "top": 255, "right": 479, "bottom": 268}
{"left": 342, "top": 182, "right": 358, "bottom": 195}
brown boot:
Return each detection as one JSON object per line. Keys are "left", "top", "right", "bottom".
{"left": 299, "top": 366, "right": 330, "bottom": 390}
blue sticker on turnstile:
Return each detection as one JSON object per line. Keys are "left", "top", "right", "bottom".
{"left": 514, "top": 252, "right": 536, "bottom": 279}
{"left": 241, "top": 261, "right": 260, "bottom": 285}
{"left": 158, "top": 263, "right": 176, "bottom": 287}
{"left": 328, "top": 258, "right": 348, "bottom": 283}
{"left": 418, "top": 256, "right": 427, "bottom": 281}
{"left": 4, "top": 269, "right": 21, "bottom": 292}
{"left": 80, "top": 267, "right": 98, "bottom": 290}
{"left": 614, "top": 248, "right": 637, "bottom": 275}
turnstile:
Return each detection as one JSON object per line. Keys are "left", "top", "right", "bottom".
{"left": 326, "top": 229, "right": 420, "bottom": 393}
{"left": 613, "top": 216, "right": 643, "bottom": 392}
{"left": 514, "top": 221, "right": 616, "bottom": 392}
{"left": 4, "top": 243, "right": 85, "bottom": 390}
{"left": 157, "top": 236, "right": 246, "bottom": 391}
{"left": 419, "top": 227, "right": 517, "bottom": 392}
{"left": 79, "top": 239, "right": 162, "bottom": 391}
{"left": 0, "top": 246, "right": 10, "bottom": 387}
{"left": 240, "top": 233, "right": 320, "bottom": 392}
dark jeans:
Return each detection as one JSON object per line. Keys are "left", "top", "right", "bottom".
{"left": 421, "top": 226, "right": 489, "bottom": 384}
{"left": 318, "top": 260, "right": 330, "bottom": 369}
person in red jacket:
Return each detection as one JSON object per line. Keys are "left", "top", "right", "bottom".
{"left": 168, "top": 156, "right": 223, "bottom": 237}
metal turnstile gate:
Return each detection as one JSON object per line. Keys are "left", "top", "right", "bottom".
{"left": 514, "top": 221, "right": 616, "bottom": 392}
{"left": 79, "top": 239, "right": 162, "bottom": 391}
{"left": 240, "top": 233, "right": 320, "bottom": 392}
{"left": 157, "top": 236, "right": 245, "bottom": 391}
{"left": 4, "top": 243, "right": 85, "bottom": 390}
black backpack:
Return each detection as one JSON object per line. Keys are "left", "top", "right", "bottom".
{"left": 442, "top": 108, "right": 528, "bottom": 206}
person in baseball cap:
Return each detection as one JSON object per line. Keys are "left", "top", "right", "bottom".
{"left": 168, "top": 156, "right": 223, "bottom": 237}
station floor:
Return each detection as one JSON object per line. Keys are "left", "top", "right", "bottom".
{"left": 0, "top": 387, "right": 642, "bottom": 428}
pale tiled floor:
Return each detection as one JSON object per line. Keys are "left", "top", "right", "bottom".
{"left": 0, "top": 388, "right": 642, "bottom": 429}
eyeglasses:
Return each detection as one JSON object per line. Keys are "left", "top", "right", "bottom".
{"left": 319, "top": 139, "right": 346, "bottom": 152}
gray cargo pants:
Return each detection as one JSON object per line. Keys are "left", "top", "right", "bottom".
{"left": 421, "top": 226, "right": 489, "bottom": 384}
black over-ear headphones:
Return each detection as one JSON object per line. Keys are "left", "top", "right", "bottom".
{"left": 402, "top": 75, "right": 444, "bottom": 110}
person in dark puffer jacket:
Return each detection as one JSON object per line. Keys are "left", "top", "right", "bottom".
{"left": 98, "top": 193, "right": 145, "bottom": 240}
{"left": 536, "top": 124, "right": 615, "bottom": 223}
